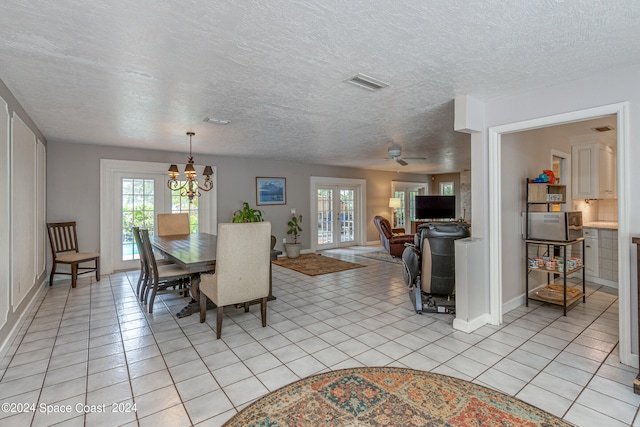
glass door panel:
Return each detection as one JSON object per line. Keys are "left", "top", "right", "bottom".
{"left": 317, "top": 188, "right": 333, "bottom": 245}
{"left": 121, "top": 178, "right": 155, "bottom": 262}
{"left": 339, "top": 189, "right": 355, "bottom": 243}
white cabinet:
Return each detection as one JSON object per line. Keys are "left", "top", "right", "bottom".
{"left": 571, "top": 142, "right": 616, "bottom": 199}
{"left": 583, "top": 228, "right": 599, "bottom": 278}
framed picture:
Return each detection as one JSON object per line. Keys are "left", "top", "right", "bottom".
{"left": 256, "top": 177, "right": 286, "bottom": 205}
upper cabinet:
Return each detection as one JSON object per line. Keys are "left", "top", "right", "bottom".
{"left": 571, "top": 141, "right": 616, "bottom": 199}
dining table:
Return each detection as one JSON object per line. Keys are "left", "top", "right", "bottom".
{"left": 151, "top": 232, "right": 280, "bottom": 318}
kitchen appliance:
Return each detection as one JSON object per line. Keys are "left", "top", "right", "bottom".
{"left": 525, "top": 211, "right": 583, "bottom": 241}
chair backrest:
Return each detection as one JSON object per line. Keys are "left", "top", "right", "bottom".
{"left": 157, "top": 213, "right": 190, "bottom": 236}
{"left": 132, "top": 227, "right": 149, "bottom": 270}
{"left": 373, "top": 216, "right": 393, "bottom": 239}
{"left": 47, "top": 221, "right": 80, "bottom": 255}
{"left": 139, "top": 228, "right": 159, "bottom": 278}
{"left": 215, "top": 222, "right": 271, "bottom": 305}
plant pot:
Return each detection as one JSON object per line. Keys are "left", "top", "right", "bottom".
{"left": 284, "top": 243, "right": 301, "bottom": 259}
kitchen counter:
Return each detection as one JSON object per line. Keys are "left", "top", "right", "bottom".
{"left": 583, "top": 221, "right": 618, "bottom": 230}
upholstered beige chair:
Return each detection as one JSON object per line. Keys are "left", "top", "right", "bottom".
{"left": 47, "top": 221, "right": 100, "bottom": 288}
{"left": 199, "top": 222, "right": 271, "bottom": 338}
{"left": 157, "top": 213, "right": 190, "bottom": 236}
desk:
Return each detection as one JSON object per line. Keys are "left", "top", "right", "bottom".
{"left": 152, "top": 232, "right": 279, "bottom": 317}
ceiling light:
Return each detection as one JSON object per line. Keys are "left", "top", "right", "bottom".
{"left": 591, "top": 125, "right": 614, "bottom": 132}
{"left": 345, "top": 73, "right": 388, "bottom": 91}
{"left": 167, "top": 132, "right": 214, "bottom": 203}
{"left": 204, "top": 117, "right": 230, "bottom": 125}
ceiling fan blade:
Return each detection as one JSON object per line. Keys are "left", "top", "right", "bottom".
{"left": 396, "top": 159, "right": 408, "bottom": 166}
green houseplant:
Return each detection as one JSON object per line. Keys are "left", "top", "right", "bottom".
{"left": 231, "top": 202, "right": 264, "bottom": 223}
{"left": 285, "top": 214, "right": 302, "bottom": 258}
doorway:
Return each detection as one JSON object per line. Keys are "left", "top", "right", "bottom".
{"left": 488, "top": 103, "right": 632, "bottom": 366}
{"left": 310, "top": 177, "right": 366, "bottom": 251}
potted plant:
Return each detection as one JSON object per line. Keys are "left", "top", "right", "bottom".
{"left": 285, "top": 214, "right": 302, "bottom": 258}
{"left": 231, "top": 202, "right": 264, "bottom": 223}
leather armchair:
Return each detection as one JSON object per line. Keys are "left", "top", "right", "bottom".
{"left": 373, "top": 216, "right": 414, "bottom": 257}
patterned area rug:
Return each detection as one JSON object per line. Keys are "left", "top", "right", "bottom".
{"left": 223, "top": 367, "right": 571, "bottom": 427}
{"left": 272, "top": 254, "right": 364, "bottom": 276}
{"left": 356, "top": 250, "right": 403, "bottom": 264}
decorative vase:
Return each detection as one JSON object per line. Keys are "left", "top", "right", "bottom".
{"left": 284, "top": 243, "right": 301, "bottom": 259}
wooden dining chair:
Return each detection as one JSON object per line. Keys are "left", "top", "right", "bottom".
{"left": 139, "top": 228, "right": 191, "bottom": 313}
{"left": 47, "top": 221, "right": 100, "bottom": 288}
{"left": 132, "top": 227, "right": 149, "bottom": 298}
{"left": 199, "top": 222, "right": 271, "bottom": 338}
{"left": 157, "top": 213, "right": 190, "bottom": 236}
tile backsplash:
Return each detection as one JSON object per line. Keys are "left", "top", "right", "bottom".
{"left": 572, "top": 199, "right": 618, "bottom": 222}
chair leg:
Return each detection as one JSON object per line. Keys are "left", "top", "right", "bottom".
{"left": 148, "top": 281, "right": 158, "bottom": 314}
{"left": 71, "top": 263, "right": 78, "bottom": 288}
{"left": 49, "top": 262, "right": 56, "bottom": 286}
{"left": 95, "top": 258, "right": 100, "bottom": 282}
{"left": 261, "top": 297, "right": 267, "bottom": 327}
{"left": 199, "top": 294, "right": 207, "bottom": 323}
{"left": 216, "top": 306, "right": 223, "bottom": 339}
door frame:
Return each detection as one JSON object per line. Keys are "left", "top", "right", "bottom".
{"left": 488, "top": 102, "right": 632, "bottom": 366}
{"left": 100, "top": 159, "right": 217, "bottom": 274}
{"left": 310, "top": 177, "right": 366, "bottom": 252}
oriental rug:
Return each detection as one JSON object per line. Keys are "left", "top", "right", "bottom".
{"left": 223, "top": 366, "right": 571, "bottom": 427}
{"left": 272, "top": 254, "right": 364, "bottom": 276}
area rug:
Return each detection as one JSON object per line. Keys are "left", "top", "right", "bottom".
{"left": 272, "top": 254, "right": 364, "bottom": 276}
{"left": 223, "top": 366, "right": 571, "bottom": 427}
{"left": 356, "top": 250, "right": 403, "bottom": 264}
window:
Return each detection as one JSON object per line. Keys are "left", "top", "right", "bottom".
{"left": 171, "top": 182, "right": 199, "bottom": 233}
{"left": 440, "top": 182, "right": 454, "bottom": 196}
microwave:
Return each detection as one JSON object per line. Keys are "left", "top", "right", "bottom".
{"left": 525, "top": 211, "right": 583, "bottom": 241}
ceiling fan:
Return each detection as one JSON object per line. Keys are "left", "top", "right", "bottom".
{"left": 386, "top": 147, "right": 426, "bottom": 166}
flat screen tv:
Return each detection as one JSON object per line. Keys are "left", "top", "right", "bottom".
{"left": 415, "top": 195, "right": 455, "bottom": 219}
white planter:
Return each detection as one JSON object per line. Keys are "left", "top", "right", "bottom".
{"left": 284, "top": 243, "right": 301, "bottom": 258}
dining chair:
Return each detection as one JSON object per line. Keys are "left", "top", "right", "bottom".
{"left": 199, "top": 221, "right": 271, "bottom": 338}
{"left": 47, "top": 221, "right": 100, "bottom": 288}
{"left": 131, "top": 227, "right": 150, "bottom": 298}
{"left": 139, "top": 228, "right": 191, "bottom": 313}
{"left": 157, "top": 213, "right": 190, "bottom": 236}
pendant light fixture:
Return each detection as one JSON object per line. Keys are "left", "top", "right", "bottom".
{"left": 167, "top": 131, "right": 213, "bottom": 202}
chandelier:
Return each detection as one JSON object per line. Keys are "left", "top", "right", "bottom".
{"left": 167, "top": 131, "right": 214, "bottom": 202}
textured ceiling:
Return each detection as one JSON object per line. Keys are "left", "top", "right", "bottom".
{"left": 0, "top": 1, "right": 639, "bottom": 173}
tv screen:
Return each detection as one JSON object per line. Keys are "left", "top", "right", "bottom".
{"left": 415, "top": 195, "right": 455, "bottom": 219}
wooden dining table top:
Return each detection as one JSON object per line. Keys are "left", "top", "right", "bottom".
{"left": 151, "top": 232, "right": 217, "bottom": 273}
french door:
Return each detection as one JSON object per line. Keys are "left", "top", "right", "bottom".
{"left": 114, "top": 172, "right": 167, "bottom": 271}
{"left": 316, "top": 185, "right": 358, "bottom": 249}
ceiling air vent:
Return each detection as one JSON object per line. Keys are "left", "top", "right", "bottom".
{"left": 345, "top": 73, "right": 388, "bottom": 91}
{"left": 591, "top": 125, "right": 614, "bottom": 132}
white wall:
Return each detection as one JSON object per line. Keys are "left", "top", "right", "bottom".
{"left": 477, "top": 63, "right": 640, "bottom": 366}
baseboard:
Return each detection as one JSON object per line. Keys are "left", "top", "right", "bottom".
{"left": 585, "top": 275, "right": 618, "bottom": 289}
{"left": 453, "top": 313, "right": 491, "bottom": 333}
{"left": 0, "top": 281, "right": 48, "bottom": 363}
{"left": 502, "top": 293, "right": 527, "bottom": 315}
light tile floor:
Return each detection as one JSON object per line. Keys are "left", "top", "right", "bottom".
{"left": 0, "top": 246, "right": 638, "bottom": 426}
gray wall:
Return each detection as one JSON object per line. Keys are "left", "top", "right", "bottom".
{"left": 47, "top": 140, "right": 428, "bottom": 255}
